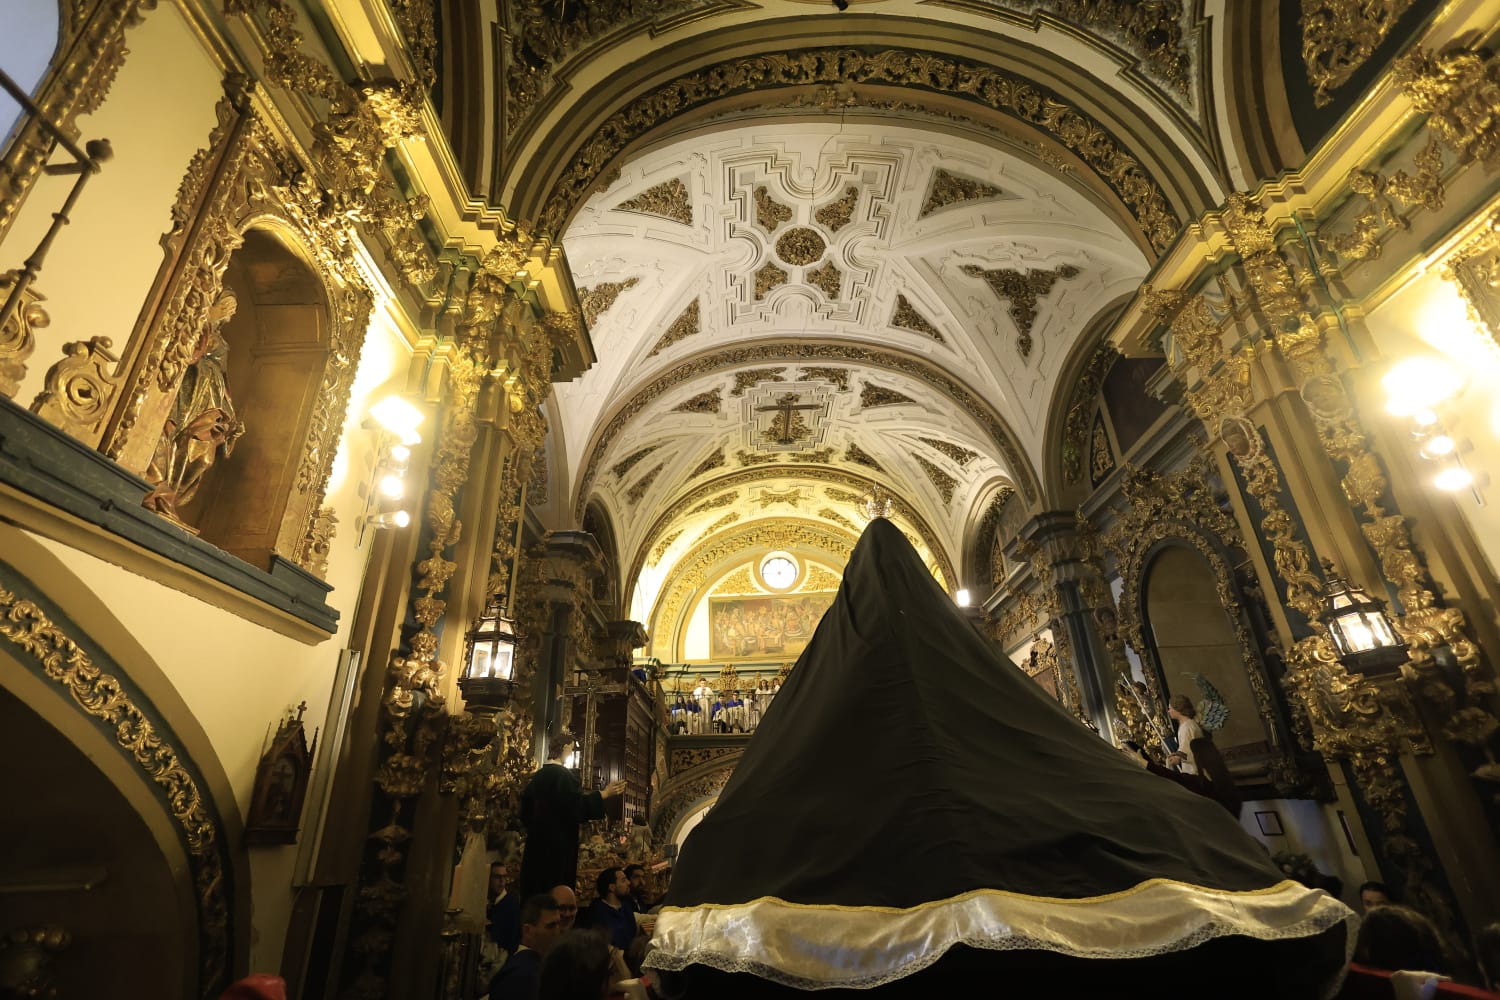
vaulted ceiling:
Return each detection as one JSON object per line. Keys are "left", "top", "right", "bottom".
{"left": 435, "top": 1, "right": 1283, "bottom": 639}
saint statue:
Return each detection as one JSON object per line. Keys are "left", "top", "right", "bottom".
{"left": 147, "top": 290, "right": 245, "bottom": 525}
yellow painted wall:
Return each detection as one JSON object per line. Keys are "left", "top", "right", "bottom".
{"left": 5, "top": 3, "right": 224, "bottom": 404}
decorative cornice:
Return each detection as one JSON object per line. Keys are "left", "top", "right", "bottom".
{"left": 538, "top": 47, "right": 1182, "bottom": 251}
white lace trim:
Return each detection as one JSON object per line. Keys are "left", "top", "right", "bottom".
{"left": 644, "top": 879, "right": 1355, "bottom": 993}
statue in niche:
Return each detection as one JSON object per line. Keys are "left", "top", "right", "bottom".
{"left": 146, "top": 290, "right": 245, "bottom": 527}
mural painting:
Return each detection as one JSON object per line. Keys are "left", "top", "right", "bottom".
{"left": 709, "top": 593, "right": 836, "bottom": 660}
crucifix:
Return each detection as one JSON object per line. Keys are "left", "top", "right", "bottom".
{"left": 754, "top": 392, "right": 820, "bottom": 446}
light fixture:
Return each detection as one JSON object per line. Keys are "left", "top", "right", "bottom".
{"left": 363, "top": 510, "right": 411, "bottom": 530}
{"left": 368, "top": 395, "right": 424, "bottom": 445}
{"left": 1317, "top": 559, "right": 1407, "bottom": 676}
{"left": 1382, "top": 357, "right": 1463, "bottom": 417}
{"left": 1419, "top": 434, "right": 1456, "bottom": 459}
{"left": 459, "top": 596, "right": 518, "bottom": 713}
{"left": 377, "top": 472, "right": 406, "bottom": 499}
{"left": 858, "top": 485, "right": 892, "bottom": 520}
{"left": 955, "top": 588, "right": 971, "bottom": 607}
{"left": 1434, "top": 466, "right": 1474, "bottom": 491}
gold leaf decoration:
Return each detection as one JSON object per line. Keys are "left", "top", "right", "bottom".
{"left": 626, "top": 463, "right": 665, "bottom": 504}
{"left": 648, "top": 299, "right": 701, "bottom": 357}
{"left": 713, "top": 566, "right": 757, "bottom": 595}
{"left": 611, "top": 443, "right": 663, "bottom": 480}
{"left": 920, "top": 168, "right": 1002, "bottom": 216}
{"left": 961, "top": 263, "right": 1080, "bottom": 358}
{"left": 859, "top": 381, "right": 915, "bottom": 408}
{"left": 580, "top": 277, "right": 641, "bottom": 328}
{"left": 818, "top": 507, "right": 858, "bottom": 531}
{"left": 807, "top": 260, "right": 842, "bottom": 299}
{"left": 754, "top": 186, "right": 792, "bottom": 231}
{"left": 845, "top": 442, "right": 884, "bottom": 471}
{"left": 673, "top": 387, "right": 722, "bottom": 414}
{"left": 689, "top": 491, "right": 737, "bottom": 515}
{"left": 917, "top": 437, "right": 979, "bottom": 468}
{"left": 915, "top": 454, "right": 958, "bottom": 504}
{"left": 891, "top": 294, "right": 946, "bottom": 343}
{"left": 697, "top": 511, "right": 741, "bottom": 542}
{"left": 616, "top": 177, "right": 693, "bottom": 224}
{"left": 731, "top": 368, "right": 787, "bottom": 397}
{"left": 788, "top": 447, "right": 835, "bottom": 463}
{"left": 754, "top": 261, "right": 788, "bottom": 299}
{"left": 800, "top": 563, "right": 844, "bottom": 591}
{"left": 736, "top": 449, "right": 780, "bottom": 466}
{"left": 690, "top": 447, "right": 726, "bottom": 478}
{"left": 1302, "top": 0, "right": 1414, "bottom": 107}
{"left": 775, "top": 227, "right": 827, "bottom": 265}
{"left": 797, "top": 367, "right": 850, "bottom": 391}
{"left": 651, "top": 529, "right": 684, "bottom": 563}
{"left": 757, "top": 487, "right": 803, "bottom": 508}
{"left": 814, "top": 185, "right": 860, "bottom": 232}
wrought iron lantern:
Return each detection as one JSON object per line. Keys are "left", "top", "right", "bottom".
{"left": 459, "top": 596, "right": 517, "bottom": 712}
{"left": 1318, "top": 560, "right": 1407, "bottom": 676}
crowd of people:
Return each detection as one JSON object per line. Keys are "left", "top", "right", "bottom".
{"left": 666, "top": 678, "right": 780, "bottom": 735}
{"left": 481, "top": 860, "right": 662, "bottom": 1000}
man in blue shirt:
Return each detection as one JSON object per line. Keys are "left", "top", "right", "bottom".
{"left": 487, "top": 894, "right": 562, "bottom": 1000}
{"left": 584, "top": 866, "right": 636, "bottom": 950}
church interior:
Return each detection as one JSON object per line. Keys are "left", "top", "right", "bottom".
{"left": 2, "top": 0, "right": 1499, "bottom": 996}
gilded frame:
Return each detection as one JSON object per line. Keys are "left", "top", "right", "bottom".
{"left": 88, "top": 82, "right": 373, "bottom": 577}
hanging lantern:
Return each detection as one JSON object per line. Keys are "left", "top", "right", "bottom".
{"left": 460, "top": 596, "right": 517, "bottom": 712}
{"left": 1318, "top": 560, "right": 1407, "bottom": 676}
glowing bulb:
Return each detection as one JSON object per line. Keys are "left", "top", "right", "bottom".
{"left": 956, "top": 588, "right": 971, "bottom": 607}
{"left": 1411, "top": 409, "right": 1439, "bottom": 428}
{"left": 1420, "top": 435, "right": 1456, "bottom": 459}
{"left": 1434, "top": 466, "right": 1473, "bottom": 492}
{"left": 1382, "top": 357, "right": 1463, "bottom": 415}
{"left": 388, "top": 444, "right": 411, "bottom": 464}
{"left": 369, "top": 395, "right": 425, "bottom": 444}
{"left": 378, "top": 473, "right": 406, "bottom": 499}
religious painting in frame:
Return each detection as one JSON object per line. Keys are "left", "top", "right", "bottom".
{"left": 709, "top": 593, "right": 836, "bottom": 660}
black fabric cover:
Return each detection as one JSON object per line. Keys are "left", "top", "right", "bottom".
{"left": 666, "top": 518, "right": 1293, "bottom": 908}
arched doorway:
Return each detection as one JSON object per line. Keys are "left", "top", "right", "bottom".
{"left": 1142, "top": 544, "right": 1266, "bottom": 772}
{"left": 0, "top": 682, "right": 197, "bottom": 998}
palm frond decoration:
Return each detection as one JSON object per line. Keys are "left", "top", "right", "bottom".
{"left": 1190, "top": 672, "right": 1230, "bottom": 732}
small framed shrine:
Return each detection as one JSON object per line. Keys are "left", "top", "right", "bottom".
{"left": 245, "top": 702, "right": 317, "bottom": 845}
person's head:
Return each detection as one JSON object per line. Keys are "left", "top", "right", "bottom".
{"left": 550, "top": 884, "right": 578, "bottom": 929}
{"left": 519, "top": 893, "right": 563, "bottom": 955}
{"left": 548, "top": 732, "right": 577, "bottom": 762}
{"left": 624, "top": 863, "right": 646, "bottom": 896}
{"left": 538, "top": 929, "right": 612, "bottom": 1000}
{"left": 1353, "top": 904, "right": 1449, "bottom": 975}
{"left": 1359, "top": 880, "right": 1392, "bottom": 912}
{"left": 1168, "top": 695, "right": 1196, "bottom": 720}
{"left": 1475, "top": 922, "right": 1500, "bottom": 990}
{"left": 489, "top": 862, "right": 508, "bottom": 900}
{"left": 596, "top": 866, "right": 628, "bottom": 904}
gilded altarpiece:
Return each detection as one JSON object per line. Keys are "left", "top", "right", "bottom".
{"left": 75, "top": 81, "right": 374, "bottom": 576}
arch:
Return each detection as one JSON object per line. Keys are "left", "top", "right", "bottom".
{"left": 500, "top": 22, "right": 1224, "bottom": 249}
{"left": 572, "top": 338, "right": 1042, "bottom": 521}
{"left": 583, "top": 499, "right": 622, "bottom": 611}
{"left": 1141, "top": 542, "right": 1270, "bottom": 762}
{"left": 647, "top": 519, "right": 858, "bottom": 660}
{"left": 171, "top": 226, "right": 334, "bottom": 570}
{"left": 0, "top": 525, "right": 246, "bottom": 996}
{"left": 962, "top": 478, "right": 1018, "bottom": 597}
{"left": 624, "top": 464, "right": 953, "bottom": 611}
{"left": 650, "top": 754, "right": 740, "bottom": 847}
{"left": 1040, "top": 293, "right": 1132, "bottom": 507}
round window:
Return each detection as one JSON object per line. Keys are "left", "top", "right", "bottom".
{"left": 760, "top": 553, "right": 799, "bottom": 591}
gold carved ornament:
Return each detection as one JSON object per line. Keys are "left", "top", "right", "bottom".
{"left": 0, "top": 278, "right": 50, "bottom": 400}
{"left": 96, "top": 94, "right": 376, "bottom": 577}
{"left": 0, "top": 585, "right": 231, "bottom": 997}
{"left": 538, "top": 48, "right": 1181, "bottom": 253}
{"left": 1222, "top": 193, "right": 1495, "bottom": 751}
{"left": 1327, "top": 45, "right": 1500, "bottom": 264}
{"left": 1060, "top": 343, "right": 1118, "bottom": 485}
{"left": 1300, "top": 0, "right": 1414, "bottom": 107}
{"left": 1001, "top": 537, "right": 1086, "bottom": 723}
{"left": 1095, "top": 461, "right": 1307, "bottom": 791}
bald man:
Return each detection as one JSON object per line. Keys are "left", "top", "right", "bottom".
{"left": 550, "top": 884, "right": 579, "bottom": 930}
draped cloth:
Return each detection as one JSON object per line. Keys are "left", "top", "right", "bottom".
{"left": 644, "top": 518, "right": 1353, "bottom": 996}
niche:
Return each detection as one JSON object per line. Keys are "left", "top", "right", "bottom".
{"left": 1142, "top": 544, "right": 1268, "bottom": 773}
{"left": 174, "top": 228, "right": 332, "bottom": 569}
